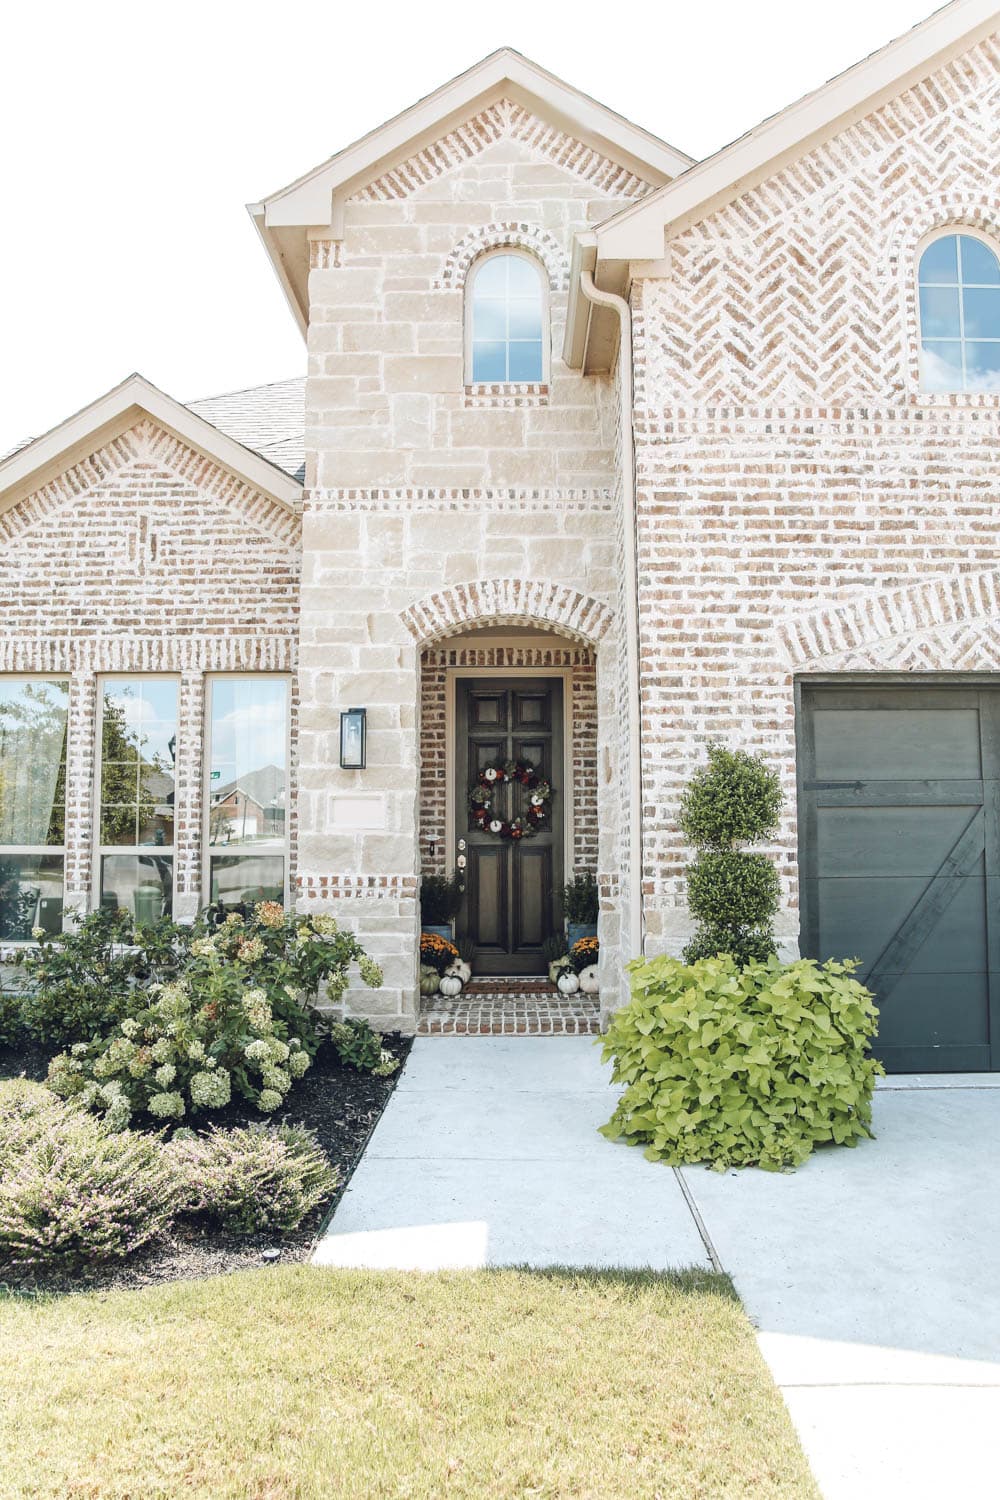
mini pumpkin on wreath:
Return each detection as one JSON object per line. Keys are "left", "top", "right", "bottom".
{"left": 469, "top": 759, "right": 553, "bottom": 842}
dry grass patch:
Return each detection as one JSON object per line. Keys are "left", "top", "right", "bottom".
{"left": 0, "top": 1265, "right": 817, "bottom": 1499}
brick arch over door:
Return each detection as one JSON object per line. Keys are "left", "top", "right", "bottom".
{"left": 400, "top": 579, "right": 614, "bottom": 647}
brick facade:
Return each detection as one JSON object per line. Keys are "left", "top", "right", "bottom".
{"left": 633, "top": 31, "right": 1000, "bottom": 954}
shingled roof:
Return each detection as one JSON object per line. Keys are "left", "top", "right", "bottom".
{"left": 186, "top": 376, "right": 306, "bottom": 482}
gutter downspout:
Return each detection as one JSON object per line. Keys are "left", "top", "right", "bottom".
{"left": 579, "top": 270, "right": 644, "bottom": 962}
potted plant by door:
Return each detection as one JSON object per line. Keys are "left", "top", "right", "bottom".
{"left": 560, "top": 871, "right": 599, "bottom": 952}
{"left": 420, "top": 870, "right": 463, "bottom": 941}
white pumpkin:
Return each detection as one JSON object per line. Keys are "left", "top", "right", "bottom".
{"left": 557, "top": 970, "right": 580, "bottom": 995}
{"left": 448, "top": 960, "right": 472, "bottom": 984}
{"left": 578, "top": 964, "right": 600, "bottom": 994}
{"left": 439, "top": 973, "right": 463, "bottom": 997}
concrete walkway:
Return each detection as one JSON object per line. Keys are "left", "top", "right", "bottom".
{"left": 315, "top": 1040, "right": 1000, "bottom": 1499}
{"left": 314, "top": 1036, "right": 710, "bottom": 1269}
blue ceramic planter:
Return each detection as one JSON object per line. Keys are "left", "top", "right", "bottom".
{"left": 567, "top": 922, "right": 597, "bottom": 952}
{"left": 422, "top": 923, "right": 454, "bottom": 941}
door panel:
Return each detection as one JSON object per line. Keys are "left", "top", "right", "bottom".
{"left": 799, "top": 685, "right": 999, "bottom": 1072}
{"left": 455, "top": 678, "right": 563, "bottom": 975}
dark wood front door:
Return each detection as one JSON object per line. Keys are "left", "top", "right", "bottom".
{"left": 455, "top": 678, "right": 563, "bottom": 976}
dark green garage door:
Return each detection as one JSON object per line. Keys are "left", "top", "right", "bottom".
{"left": 799, "top": 684, "right": 1000, "bottom": 1073}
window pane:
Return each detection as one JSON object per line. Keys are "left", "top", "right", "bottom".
{"left": 472, "top": 255, "right": 508, "bottom": 296}
{"left": 960, "top": 235, "right": 1000, "bottom": 285}
{"left": 100, "top": 680, "right": 176, "bottom": 847}
{"left": 965, "top": 341, "right": 1000, "bottom": 391}
{"left": 508, "top": 300, "right": 543, "bottom": 340}
{"left": 101, "top": 854, "right": 173, "bottom": 923}
{"left": 919, "top": 284, "right": 960, "bottom": 338}
{"left": 919, "top": 235, "right": 959, "bottom": 283}
{"left": 472, "top": 297, "right": 506, "bottom": 341}
{"left": 208, "top": 679, "right": 288, "bottom": 848}
{"left": 506, "top": 255, "right": 541, "bottom": 294}
{"left": 0, "top": 854, "right": 63, "bottom": 941}
{"left": 0, "top": 680, "right": 68, "bottom": 846}
{"left": 920, "top": 340, "right": 963, "bottom": 391}
{"left": 210, "top": 854, "right": 284, "bottom": 908}
{"left": 472, "top": 341, "right": 507, "bottom": 381}
{"left": 508, "top": 341, "right": 544, "bottom": 381}
{"left": 962, "top": 286, "right": 1000, "bottom": 339}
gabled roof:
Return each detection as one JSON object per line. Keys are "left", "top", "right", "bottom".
{"left": 0, "top": 373, "right": 304, "bottom": 517}
{"left": 248, "top": 47, "right": 694, "bottom": 335}
{"left": 593, "top": 0, "right": 999, "bottom": 262}
{"left": 187, "top": 377, "right": 305, "bottom": 483}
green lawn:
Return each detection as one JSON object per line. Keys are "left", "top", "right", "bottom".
{"left": 0, "top": 1264, "right": 816, "bottom": 1499}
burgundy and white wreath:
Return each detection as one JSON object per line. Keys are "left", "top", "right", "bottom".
{"left": 468, "top": 760, "right": 553, "bottom": 841}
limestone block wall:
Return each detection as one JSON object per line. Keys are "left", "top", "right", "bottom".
{"left": 633, "top": 32, "right": 1000, "bottom": 955}
{"left": 298, "top": 103, "right": 644, "bottom": 1027}
{"left": 0, "top": 418, "right": 301, "bottom": 919}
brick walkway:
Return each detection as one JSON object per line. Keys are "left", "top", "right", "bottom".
{"left": 418, "top": 978, "right": 601, "bottom": 1035}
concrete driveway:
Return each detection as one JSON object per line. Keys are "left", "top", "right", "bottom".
{"left": 316, "top": 1041, "right": 1000, "bottom": 1498}
{"left": 679, "top": 1075, "right": 1000, "bottom": 1500}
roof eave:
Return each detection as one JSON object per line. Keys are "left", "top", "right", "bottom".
{"left": 0, "top": 373, "right": 304, "bottom": 518}
{"left": 594, "top": 0, "right": 1000, "bottom": 261}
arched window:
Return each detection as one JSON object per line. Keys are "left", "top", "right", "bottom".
{"left": 918, "top": 232, "right": 1000, "bottom": 392}
{"left": 467, "top": 251, "right": 546, "bottom": 383}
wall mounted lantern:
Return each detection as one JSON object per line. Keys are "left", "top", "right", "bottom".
{"left": 339, "top": 707, "right": 367, "bottom": 770}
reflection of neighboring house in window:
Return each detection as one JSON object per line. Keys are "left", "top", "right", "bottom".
{"left": 209, "top": 765, "right": 285, "bottom": 844}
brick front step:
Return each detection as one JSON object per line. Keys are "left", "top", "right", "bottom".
{"left": 418, "top": 987, "right": 601, "bottom": 1036}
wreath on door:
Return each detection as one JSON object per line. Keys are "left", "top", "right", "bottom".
{"left": 468, "top": 760, "right": 553, "bottom": 841}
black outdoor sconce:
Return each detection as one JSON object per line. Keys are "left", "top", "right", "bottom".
{"left": 339, "top": 707, "right": 367, "bottom": 769}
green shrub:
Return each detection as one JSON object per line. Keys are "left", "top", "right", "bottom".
{"left": 420, "top": 872, "right": 463, "bottom": 925}
{"left": 165, "top": 1122, "right": 337, "bottom": 1233}
{"left": 600, "top": 954, "right": 883, "bottom": 1171}
{"left": 328, "top": 1017, "right": 399, "bottom": 1076}
{"left": 559, "top": 872, "right": 599, "bottom": 925}
{"left": 5, "top": 907, "right": 189, "bottom": 1048}
{"left": 46, "top": 906, "right": 384, "bottom": 1126}
{"left": 541, "top": 934, "right": 568, "bottom": 963}
{"left": 679, "top": 746, "right": 783, "bottom": 966}
{"left": 0, "top": 1086, "right": 175, "bottom": 1266}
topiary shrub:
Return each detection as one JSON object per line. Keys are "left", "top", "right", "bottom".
{"left": 680, "top": 745, "right": 783, "bottom": 966}
{"left": 599, "top": 954, "right": 883, "bottom": 1171}
{"left": 0, "top": 1085, "right": 175, "bottom": 1266}
{"left": 165, "top": 1121, "right": 337, "bottom": 1233}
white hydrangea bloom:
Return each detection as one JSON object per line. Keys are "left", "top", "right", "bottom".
{"left": 154, "top": 1063, "right": 176, "bottom": 1088}
{"left": 148, "top": 1091, "right": 185, "bottom": 1119}
{"left": 257, "top": 1088, "right": 282, "bottom": 1112}
{"left": 188, "top": 1069, "right": 231, "bottom": 1109}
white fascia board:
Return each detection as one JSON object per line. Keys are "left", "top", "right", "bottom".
{"left": 596, "top": 0, "right": 1000, "bottom": 260}
{"left": 248, "top": 206, "right": 308, "bottom": 339}
{"left": 0, "top": 373, "right": 303, "bottom": 516}
{"left": 260, "top": 48, "right": 694, "bottom": 230}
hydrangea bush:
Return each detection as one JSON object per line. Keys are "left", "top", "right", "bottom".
{"left": 47, "top": 904, "right": 384, "bottom": 1126}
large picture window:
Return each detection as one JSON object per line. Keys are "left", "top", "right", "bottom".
{"left": 0, "top": 679, "right": 68, "bottom": 941}
{"left": 97, "top": 678, "right": 177, "bottom": 922}
{"left": 206, "top": 677, "right": 289, "bottom": 909}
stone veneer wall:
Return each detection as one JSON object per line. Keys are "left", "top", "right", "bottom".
{"left": 296, "top": 100, "right": 647, "bottom": 1029}
{"left": 0, "top": 418, "right": 301, "bottom": 919}
{"left": 418, "top": 640, "right": 598, "bottom": 878}
{"left": 633, "top": 31, "right": 1000, "bottom": 957}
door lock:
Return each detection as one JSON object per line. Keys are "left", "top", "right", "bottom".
{"left": 458, "top": 839, "right": 467, "bottom": 851}
{"left": 456, "top": 854, "right": 467, "bottom": 869}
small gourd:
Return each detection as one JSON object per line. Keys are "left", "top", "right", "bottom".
{"left": 439, "top": 973, "right": 463, "bottom": 997}
{"left": 557, "top": 969, "right": 580, "bottom": 995}
{"left": 578, "top": 964, "right": 600, "bottom": 995}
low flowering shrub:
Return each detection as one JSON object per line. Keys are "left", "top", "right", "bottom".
{"left": 329, "top": 1017, "right": 399, "bottom": 1076}
{"left": 420, "top": 932, "right": 459, "bottom": 975}
{"left": 0, "top": 1085, "right": 175, "bottom": 1267}
{"left": 46, "top": 904, "right": 384, "bottom": 1125}
{"left": 165, "top": 1121, "right": 337, "bottom": 1233}
{"left": 600, "top": 954, "right": 884, "bottom": 1171}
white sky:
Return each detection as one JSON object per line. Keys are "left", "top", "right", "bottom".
{"left": 0, "top": 0, "right": 937, "bottom": 452}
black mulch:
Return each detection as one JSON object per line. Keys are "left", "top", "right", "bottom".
{"left": 0, "top": 1031, "right": 412, "bottom": 1296}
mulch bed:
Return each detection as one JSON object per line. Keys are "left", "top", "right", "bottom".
{"left": 0, "top": 1031, "right": 412, "bottom": 1296}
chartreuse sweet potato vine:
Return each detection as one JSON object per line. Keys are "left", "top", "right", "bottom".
{"left": 600, "top": 954, "right": 884, "bottom": 1171}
